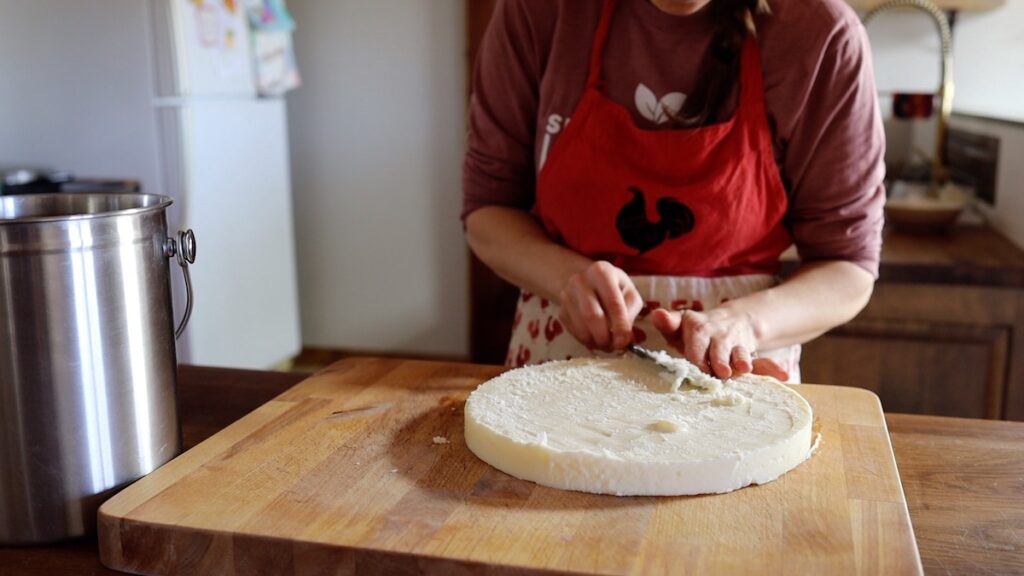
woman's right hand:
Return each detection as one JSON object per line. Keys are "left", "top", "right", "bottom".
{"left": 464, "top": 208, "right": 642, "bottom": 351}
{"left": 557, "top": 261, "right": 643, "bottom": 352}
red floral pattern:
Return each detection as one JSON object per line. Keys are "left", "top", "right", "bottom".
{"left": 514, "top": 345, "right": 531, "bottom": 366}
{"left": 505, "top": 279, "right": 801, "bottom": 381}
{"left": 527, "top": 319, "right": 540, "bottom": 339}
{"left": 544, "top": 317, "right": 564, "bottom": 342}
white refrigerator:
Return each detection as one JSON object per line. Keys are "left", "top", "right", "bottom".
{"left": 150, "top": 0, "right": 302, "bottom": 369}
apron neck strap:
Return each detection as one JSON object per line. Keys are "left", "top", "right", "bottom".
{"left": 738, "top": 37, "right": 767, "bottom": 117}
{"left": 586, "top": 0, "right": 618, "bottom": 90}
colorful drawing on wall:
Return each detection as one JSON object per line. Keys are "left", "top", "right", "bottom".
{"left": 195, "top": 1, "right": 222, "bottom": 48}
{"left": 190, "top": 0, "right": 245, "bottom": 53}
{"left": 252, "top": 30, "right": 300, "bottom": 96}
{"left": 245, "top": 0, "right": 295, "bottom": 31}
{"left": 243, "top": 0, "right": 300, "bottom": 95}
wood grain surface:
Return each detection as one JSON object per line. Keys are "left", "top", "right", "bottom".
{"left": 97, "top": 358, "right": 921, "bottom": 575}
{"left": 5, "top": 365, "right": 1019, "bottom": 575}
{"left": 887, "top": 414, "right": 1024, "bottom": 575}
{"left": 780, "top": 225, "right": 1024, "bottom": 289}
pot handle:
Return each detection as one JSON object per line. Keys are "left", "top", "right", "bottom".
{"left": 165, "top": 229, "right": 197, "bottom": 340}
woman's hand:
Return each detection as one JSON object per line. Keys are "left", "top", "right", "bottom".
{"left": 649, "top": 307, "right": 789, "bottom": 381}
{"left": 558, "top": 261, "right": 644, "bottom": 352}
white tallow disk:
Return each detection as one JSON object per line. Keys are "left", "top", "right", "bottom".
{"left": 464, "top": 356, "right": 814, "bottom": 496}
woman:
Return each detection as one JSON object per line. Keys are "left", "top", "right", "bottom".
{"left": 463, "top": 0, "right": 885, "bottom": 382}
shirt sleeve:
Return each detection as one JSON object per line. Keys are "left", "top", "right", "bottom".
{"left": 781, "top": 17, "right": 886, "bottom": 278}
{"left": 461, "top": 0, "right": 548, "bottom": 221}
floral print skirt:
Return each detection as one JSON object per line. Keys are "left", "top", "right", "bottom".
{"left": 505, "top": 274, "right": 802, "bottom": 383}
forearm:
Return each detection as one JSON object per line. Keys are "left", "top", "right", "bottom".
{"left": 465, "top": 206, "right": 593, "bottom": 301}
{"left": 714, "top": 261, "right": 875, "bottom": 351}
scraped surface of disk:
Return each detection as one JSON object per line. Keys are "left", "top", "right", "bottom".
{"left": 464, "top": 356, "right": 814, "bottom": 496}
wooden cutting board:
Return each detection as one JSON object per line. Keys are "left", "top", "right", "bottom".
{"left": 98, "top": 357, "right": 923, "bottom": 575}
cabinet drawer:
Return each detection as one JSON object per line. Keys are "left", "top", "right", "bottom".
{"left": 802, "top": 283, "right": 1024, "bottom": 420}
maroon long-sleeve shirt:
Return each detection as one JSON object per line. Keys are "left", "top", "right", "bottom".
{"left": 463, "top": 0, "right": 886, "bottom": 276}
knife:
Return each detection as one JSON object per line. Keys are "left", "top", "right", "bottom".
{"left": 626, "top": 344, "right": 723, "bottom": 392}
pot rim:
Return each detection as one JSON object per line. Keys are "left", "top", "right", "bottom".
{"left": 0, "top": 192, "right": 174, "bottom": 225}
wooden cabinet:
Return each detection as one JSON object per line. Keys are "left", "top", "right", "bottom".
{"left": 801, "top": 283, "right": 1022, "bottom": 419}
{"left": 799, "top": 226, "right": 1024, "bottom": 420}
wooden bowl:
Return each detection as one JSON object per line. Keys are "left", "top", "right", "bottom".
{"left": 884, "top": 182, "right": 967, "bottom": 233}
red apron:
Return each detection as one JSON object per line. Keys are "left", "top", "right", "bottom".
{"left": 536, "top": 0, "right": 791, "bottom": 277}
{"left": 508, "top": 0, "right": 800, "bottom": 380}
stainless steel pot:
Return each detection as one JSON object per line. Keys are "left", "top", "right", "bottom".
{"left": 0, "top": 192, "right": 195, "bottom": 544}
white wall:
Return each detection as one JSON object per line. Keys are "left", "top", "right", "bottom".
{"left": 954, "top": 3, "right": 1024, "bottom": 123}
{"left": 286, "top": 0, "right": 469, "bottom": 357}
{"left": 0, "top": 0, "right": 162, "bottom": 195}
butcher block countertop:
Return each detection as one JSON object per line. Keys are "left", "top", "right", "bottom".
{"left": 782, "top": 224, "right": 1024, "bottom": 288}
{"left": 2, "top": 362, "right": 1023, "bottom": 575}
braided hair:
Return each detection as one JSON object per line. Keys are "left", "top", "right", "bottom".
{"left": 672, "top": 0, "right": 771, "bottom": 127}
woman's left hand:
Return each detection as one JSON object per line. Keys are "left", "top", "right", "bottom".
{"left": 649, "top": 307, "right": 789, "bottom": 381}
